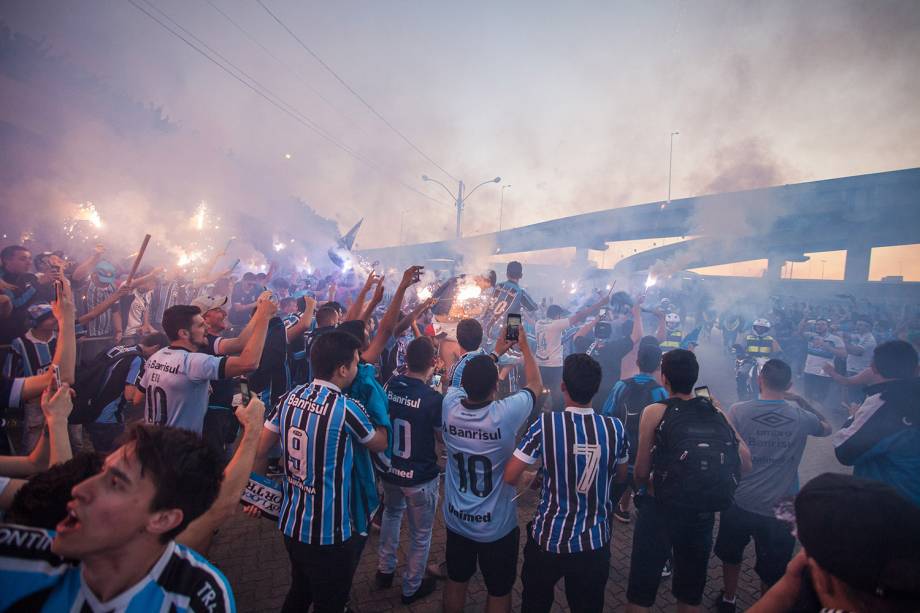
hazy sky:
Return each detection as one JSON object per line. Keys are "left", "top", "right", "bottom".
{"left": 3, "top": 0, "right": 919, "bottom": 255}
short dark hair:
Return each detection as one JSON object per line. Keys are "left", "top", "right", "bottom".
{"left": 485, "top": 270, "right": 497, "bottom": 287}
{"left": 761, "top": 358, "right": 793, "bottom": 391}
{"left": 161, "top": 305, "right": 201, "bottom": 341}
{"left": 406, "top": 336, "right": 436, "bottom": 373}
{"left": 636, "top": 344, "right": 662, "bottom": 373}
{"left": 315, "top": 305, "right": 339, "bottom": 327}
{"left": 506, "top": 261, "right": 523, "bottom": 280}
{"left": 562, "top": 353, "right": 602, "bottom": 404}
{"left": 872, "top": 340, "right": 918, "bottom": 380}
{"left": 326, "top": 301, "right": 346, "bottom": 314}
{"left": 456, "top": 318, "right": 483, "bottom": 351}
{"left": 661, "top": 349, "right": 698, "bottom": 394}
{"left": 140, "top": 332, "right": 169, "bottom": 349}
{"left": 129, "top": 425, "right": 223, "bottom": 541}
{"left": 461, "top": 354, "right": 499, "bottom": 402}
{"left": 310, "top": 330, "right": 361, "bottom": 381}
{"left": 8, "top": 452, "right": 105, "bottom": 529}
{"left": 0, "top": 244, "right": 29, "bottom": 263}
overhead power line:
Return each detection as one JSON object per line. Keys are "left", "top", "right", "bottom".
{"left": 126, "top": 0, "right": 446, "bottom": 206}
{"left": 257, "top": 0, "right": 459, "bottom": 184}
{"left": 202, "top": 0, "right": 370, "bottom": 140}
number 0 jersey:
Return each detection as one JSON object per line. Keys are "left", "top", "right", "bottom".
{"left": 266, "top": 379, "right": 376, "bottom": 545}
{"left": 441, "top": 386, "right": 534, "bottom": 541}
{"left": 0, "top": 523, "right": 235, "bottom": 612}
{"left": 138, "top": 346, "right": 227, "bottom": 434}
{"left": 515, "top": 409, "right": 629, "bottom": 553}
{"left": 382, "top": 374, "right": 443, "bottom": 486}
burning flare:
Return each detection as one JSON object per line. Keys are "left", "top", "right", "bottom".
{"left": 75, "top": 202, "right": 103, "bottom": 228}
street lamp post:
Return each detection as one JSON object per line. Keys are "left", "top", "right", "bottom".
{"left": 422, "top": 174, "right": 501, "bottom": 238}
{"left": 499, "top": 184, "right": 511, "bottom": 232}
{"left": 667, "top": 130, "right": 680, "bottom": 206}
{"left": 820, "top": 259, "right": 827, "bottom": 280}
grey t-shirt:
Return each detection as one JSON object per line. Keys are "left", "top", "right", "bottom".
{"left": 727, "top": 399, "right": 824, "bottom": 517}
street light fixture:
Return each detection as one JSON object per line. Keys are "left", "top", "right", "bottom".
{"left": 499, "top": 184, "right": 512, "bottom": 232}
{"left": 422, "top": 174, "right": 502, "bottom": 238}
{"left": 663, "top": 130, "right": 679, "bottom": 209}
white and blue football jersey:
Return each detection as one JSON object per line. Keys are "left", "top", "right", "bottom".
{"left": 441, "top": 386, "right": 534, "bottom": 541}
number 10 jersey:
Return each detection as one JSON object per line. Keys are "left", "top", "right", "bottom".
{"left": 441, "top": 386, "right": 534, "bottom": 541}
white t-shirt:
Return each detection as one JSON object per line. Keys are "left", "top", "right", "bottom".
{"left": 138, "top": 347, "right": 227, "bottom": 433}
{"left": 846, "top": 332, "right": 877, "bottom": 374}
{"left": 534, "top": 318, "right": 572, "bottom": 368}
{"left": 124, "top": 289, "right": 153, "bottom": 336}
{"left": 803, "top": 333, "right": 844, "bottom": 377}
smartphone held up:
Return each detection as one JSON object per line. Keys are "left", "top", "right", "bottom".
{"left": 505, "top": 313, "right": 522, "bottom": 342}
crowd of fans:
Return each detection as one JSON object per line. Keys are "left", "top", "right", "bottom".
{"left": 1, "top": 240, "right": 918, "bottom": 613}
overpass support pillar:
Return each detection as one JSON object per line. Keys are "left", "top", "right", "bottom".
{"left": 844, "top": 243, "right": 872, "bottom": 282}
{"left": 574, "top": 247, "right": 589, "bottom": 266}
{"left": 766, "top": 256, "right": 785, "bottom": 280}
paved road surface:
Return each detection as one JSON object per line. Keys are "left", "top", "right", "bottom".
{"left": 209, "top": 331, "right": 848, "bottom": 612}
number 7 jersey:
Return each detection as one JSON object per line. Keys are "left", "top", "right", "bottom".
{"left": 441, "top": 386, "right": 535, "bottom": 541}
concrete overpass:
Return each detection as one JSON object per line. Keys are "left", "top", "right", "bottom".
{"left": 360, "top": 167, "right": 920, "bottom": 281}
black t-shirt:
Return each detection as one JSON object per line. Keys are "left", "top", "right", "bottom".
{"left": 202, "top": 334, "right": 235, "bottom": 410}
{"left": 382, "top": 374, "right": 442, "bottom": 486}
{"left": 593, "top": 335, "right": 635, "bottom": 391}
{"left": 229, "top": 283, "right": 260, "bottom": 326}
{"left": 248, "top": 317, "right": 289, "bottom": 406}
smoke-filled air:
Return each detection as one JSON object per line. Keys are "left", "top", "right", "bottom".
{"left": 1, "top": 2, "right": 919, "bottom": 612}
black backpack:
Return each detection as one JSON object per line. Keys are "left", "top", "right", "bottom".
{"left": 617, "top": 378, "right": 661, "bottom": 465}
{"left": 69, "top": 346, "right": 142, "bottom": 425}
{"left": 651, "top": 397, "right": 741, "bottom": 512}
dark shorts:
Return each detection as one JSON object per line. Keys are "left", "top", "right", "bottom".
{"left": 521, "top": 524, "right": 610, "bottom": 613}
{"left": 803, "top": 374, "right": 831, "bottom": 403}
{"left": 714, "top": 504, "right": 796, "bottom": 586}
{"left": 445, "top": 526, "right": 520, "bottom": 597}
{"left": 626, "top": 497, "right": 715, "bottom": 608}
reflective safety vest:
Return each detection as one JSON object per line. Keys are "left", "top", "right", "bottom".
{"left": 745, "top": 334, "right": 774, "bottom": 355}
{"left": 662, "top": 329, "right": 684, "bottom": 350}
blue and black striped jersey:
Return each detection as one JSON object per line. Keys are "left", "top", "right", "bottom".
{"left": 515, "top": 408, "right": 629, "bottom": 553}
{"left": 266, "top": 380, "right": 376, "bottom": 545}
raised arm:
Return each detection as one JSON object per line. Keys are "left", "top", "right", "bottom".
{"left": 71, "top": 244, "right": 104, "bottom": 283}
{"left": 77, "top": 283, "right": 130, "bottom": 327}
{"left": 360, "top": 277, "right": 386, "bottom": 323}
{"left": 285, "top": 297, "right": 316, "bottom": 343}
{"left": 395, "top": 297, "right": 436, "bottom": 337}
{"left": 569, "top": 291, "right": 611, "bottom": 327}
{"left": 363, "top": 267, "right": 421, "bottom": 365}
{"left": 178, "top": 396, "right": 266, "bottom": 553}
{"left": 514, "top": 325, "right": 543, "bottom": 399}
{"left": 344, "top": 272, "right": 378, "bottom": 322}
{"left": 41, "top": 383, "right": 74, "bottom": 466}
{"left": 51, "top": 279, "right": 76, "bottom": 384}
{"left": 223, "top": 293, "right": 277, "bottom": 378}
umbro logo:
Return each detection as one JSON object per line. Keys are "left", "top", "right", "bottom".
{"left": 752, "top": 411, "right": 795, "bottom": 428}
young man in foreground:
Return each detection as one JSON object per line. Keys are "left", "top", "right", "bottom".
{"left": 0, "top": 425, "right": 233, "bottom": 612}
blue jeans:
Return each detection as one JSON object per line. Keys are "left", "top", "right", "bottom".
{"left": 376, "top": 476, "right": 439, "bottom": 596}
